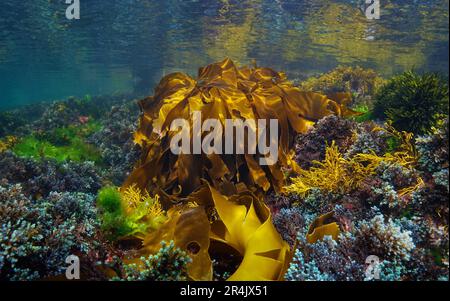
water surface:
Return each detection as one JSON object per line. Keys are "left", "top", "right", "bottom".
{"left": 0, "top": 0, "right": 448, "bottom": 110}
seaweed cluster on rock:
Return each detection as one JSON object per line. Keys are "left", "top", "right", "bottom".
{"left": 0, "top": 93, "right": 142, "bottom": 198}
{"left": 274, "top": 116, "right": 449, "bottom": 281}
{"left": 0, "top": 60, "right": 448, "bottom": 281}
{"left": 0, "top": 93, "right": 148, "bottom": 280}
{"left": 0, "top": 184, "right": 109, "bottom": 280}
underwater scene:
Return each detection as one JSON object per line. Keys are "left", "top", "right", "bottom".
{"left": 0, "top": 0, "right": 449, "bottom": 283}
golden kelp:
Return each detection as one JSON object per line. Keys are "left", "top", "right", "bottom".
{"left": 125, "top": 58, "right": 360, "bottom": 200}
{"left": 137, "top": 184, "right": 291, "bottom": 281}
{"left": 120, "top": 59, "right": 361, "bottom": 281}
{"left": 139, "top": 205, "right": 213, "bottom": 281}
{"left": 306, "top": 212, "right": 340, "bottom": 244}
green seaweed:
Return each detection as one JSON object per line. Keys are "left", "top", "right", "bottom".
{"left": 12, "top": 135, "right": 102, "bottom": 163}
{"left": 97, "top": 186, "right": 133, "bottom": 240}
{"left": 385, "top": 136, "right": 401, "bottom": 153}
{"left": 373, "top": 71, "right": 449, "bottom": 135}
{"left": 12, "top": 120, "right": 103, "bottom": 164}
{"left": 96, "top": 185, "right": 167, "bottom": 241}
{"left": 351, "top": 105, "right": 374, "bottom": 122}
{"left": 97, "top": 186, "right": 123, "bottom": 212}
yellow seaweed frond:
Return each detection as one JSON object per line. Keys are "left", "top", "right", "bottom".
{"left": 285, "top": 132, "right": 419, "bottom": 198}
{"left": 284, "top": 141, "right": 371, "bottom": 197}
{"left": 121, "top": 184, "right": 167, "bottom": 235}
{"left": 186, "top": 201, "right": 199, "bottom": 208}
{"left": 139, "top": 206, "right": 213, "bottom": 281}
{"left": 306, "top": 212, "right": 340, "bottom": 244}
{"left": 373, "top": 121, "right": 418, "bottom": 168}
{"left": 286, "top": 150, "right": 302, "bottom": 174}
{"left": 207, "top": 185, "right": 291, "bottom": 281}
{"left": 136, "top": 185, "right": 292, "bottom": 281}
{"left": 0, "top": 136, "right": 18, "bottom": 153}
{"left": 398, "top": 177, "right": 424, "bottom": 197}
{"left": 122, "top": 184, "right": 149, "bottom": 210}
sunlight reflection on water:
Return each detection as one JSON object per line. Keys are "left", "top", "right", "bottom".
{"left": 0, "top": 0, "right": 448, "bottom": 109}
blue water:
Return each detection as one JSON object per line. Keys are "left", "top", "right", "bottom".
{"left": 0, "top": 0, "right": 448, "bottom": 110}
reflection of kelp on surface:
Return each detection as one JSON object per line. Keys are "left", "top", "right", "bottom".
{"left": 280, "top": 1, "right": 432, "bottom": 74}
{"left": 122, "top": 59, "right": 359, "bottom": 280}
{"left": 201, "top": 0, "right": 261, "bottom": 64}
{"left": 126, "top": 58, "right": 359, "bottom": 199}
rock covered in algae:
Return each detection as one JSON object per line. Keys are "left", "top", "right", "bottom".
{"left": 119, "top": 59, "right": 361, "bottom": 281}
